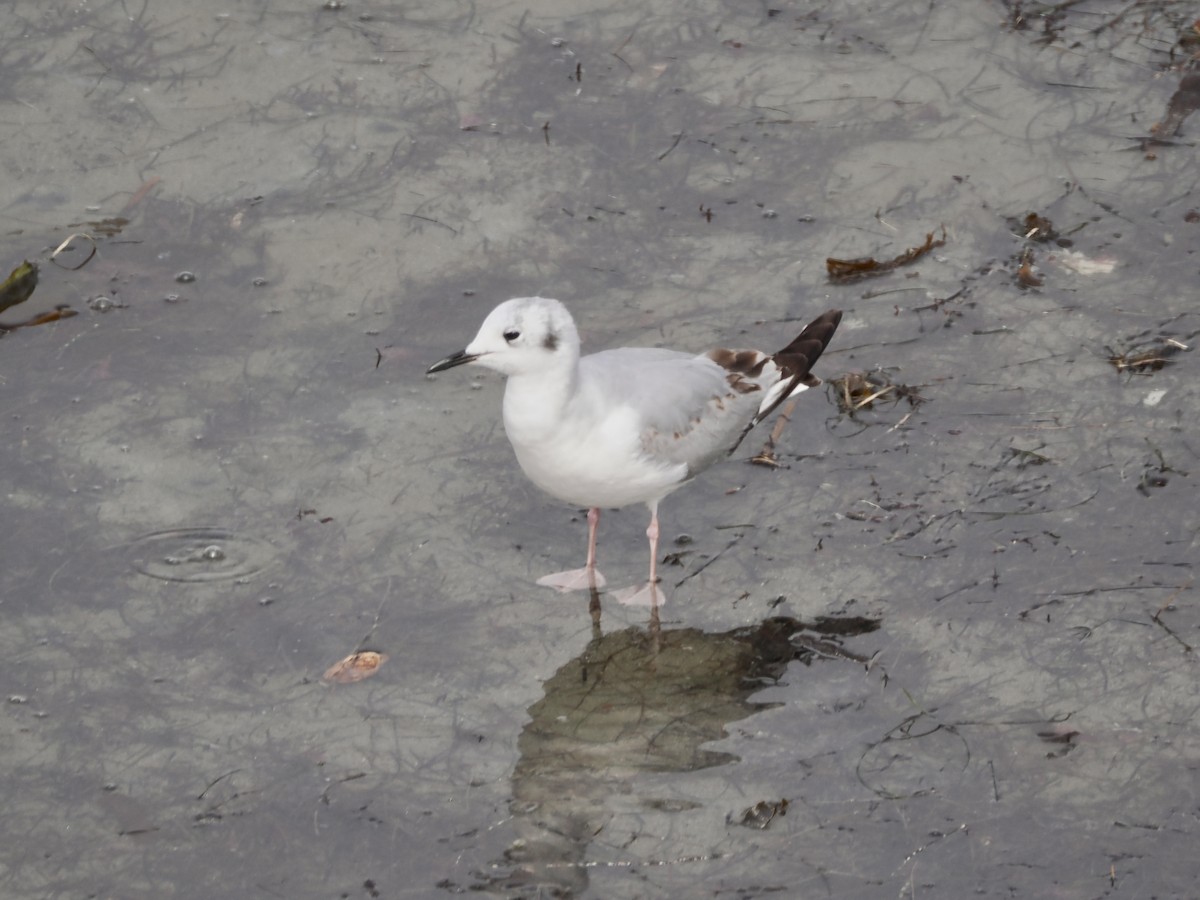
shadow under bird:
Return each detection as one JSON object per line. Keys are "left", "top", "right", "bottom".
{"left": 427, "top": 297, "right": 841, "bottom": 606}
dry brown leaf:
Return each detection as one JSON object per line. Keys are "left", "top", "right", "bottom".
{"left": 323, "top": 650, "right": 388, "bottom": 684}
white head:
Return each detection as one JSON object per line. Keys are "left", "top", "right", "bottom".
{"left": 427, "top": 297, "right": 581, "bottom": 377}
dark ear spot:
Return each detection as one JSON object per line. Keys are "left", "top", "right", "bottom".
{"left": 543, "top": 330, "right": 559, "bottom": 351}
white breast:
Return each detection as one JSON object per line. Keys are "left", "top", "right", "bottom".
{"left": 502, "top": 363, "right": 690, "bottom": 509}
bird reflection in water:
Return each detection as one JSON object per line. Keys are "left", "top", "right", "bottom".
{"left": 474, "top": 600, "right": 880, "bottom": 896}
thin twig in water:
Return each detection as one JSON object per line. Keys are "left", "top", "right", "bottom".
{"left": 752, "top": 396, "right": 799, "bottom": 465}
{"left": 1150, "top": 578, "right": 1194, "bottom": 653}
{"left": 657, "top": 131, "right": 684, "bottom": 161}
{"left": 674, "top": 537, "right": 741, "bottom": 588}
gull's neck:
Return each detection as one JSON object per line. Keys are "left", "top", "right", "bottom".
{"left": 501, "top": 355, "right": 581, "bottom": 444}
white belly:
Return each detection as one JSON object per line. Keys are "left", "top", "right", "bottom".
{"left": 505, "top": 393, "right": 686, "bottom": 509}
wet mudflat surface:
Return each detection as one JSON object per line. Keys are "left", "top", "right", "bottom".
{"left": 1, "top": 0, "right": 1197, "bottom": 897}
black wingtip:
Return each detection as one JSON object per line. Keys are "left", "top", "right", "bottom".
{"left": 725, "top": 309, "right": 844, "bottom": 455}
{"left": 771, "top": 308, "right": 841, "bottom": 387}
{"left": 777, "top": 309, "right": 841, "bottom": 363}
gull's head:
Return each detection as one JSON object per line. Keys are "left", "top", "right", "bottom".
{"left": 427, "top": 297, "right": 580, "bottom": 377}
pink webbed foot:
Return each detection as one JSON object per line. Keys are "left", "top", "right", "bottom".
{"left": 612, "top": 503, "right": 668, "bottom": 606}
{"left": 537, "top": 507, "right": 606, "bottom": 593}
{"left": 536, "top": 567, "right": 607, "bottom": 593}
{"left": 612, "top": 581, "right": 667, "bottom": 607}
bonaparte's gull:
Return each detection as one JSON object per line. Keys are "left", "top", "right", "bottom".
{"left": 427, "top": 298, "right": 842, "bottom": 606}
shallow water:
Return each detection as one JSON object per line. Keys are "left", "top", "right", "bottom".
{"left": 2, "top": 0, "right": 1197, "bottom": 897}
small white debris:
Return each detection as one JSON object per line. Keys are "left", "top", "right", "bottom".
{"left": 1143, "top": 389, "right": 1167, "bottom": 407}
{"left": 1053, "top": 250, "right": 1117, "bottom": 275}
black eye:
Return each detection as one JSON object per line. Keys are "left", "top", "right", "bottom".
{"left": 503, "top": 330, "right": 520, "bottom": 343}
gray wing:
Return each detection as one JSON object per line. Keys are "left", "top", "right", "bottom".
{"left": 578, "top": 347, "right": 768, "bottom": 475}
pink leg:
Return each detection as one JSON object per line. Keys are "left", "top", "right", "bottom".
{"left": 584, "top": 507, "right": 601, "bottom": 572}
{"left": 536, "top": 507, "right": 607, "bottom": 592}
{"left": 615, "top": 502, "right": 666, "bottom": 607}
{"left": 646, "top": 506, "right": 660, "bottom": 588}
